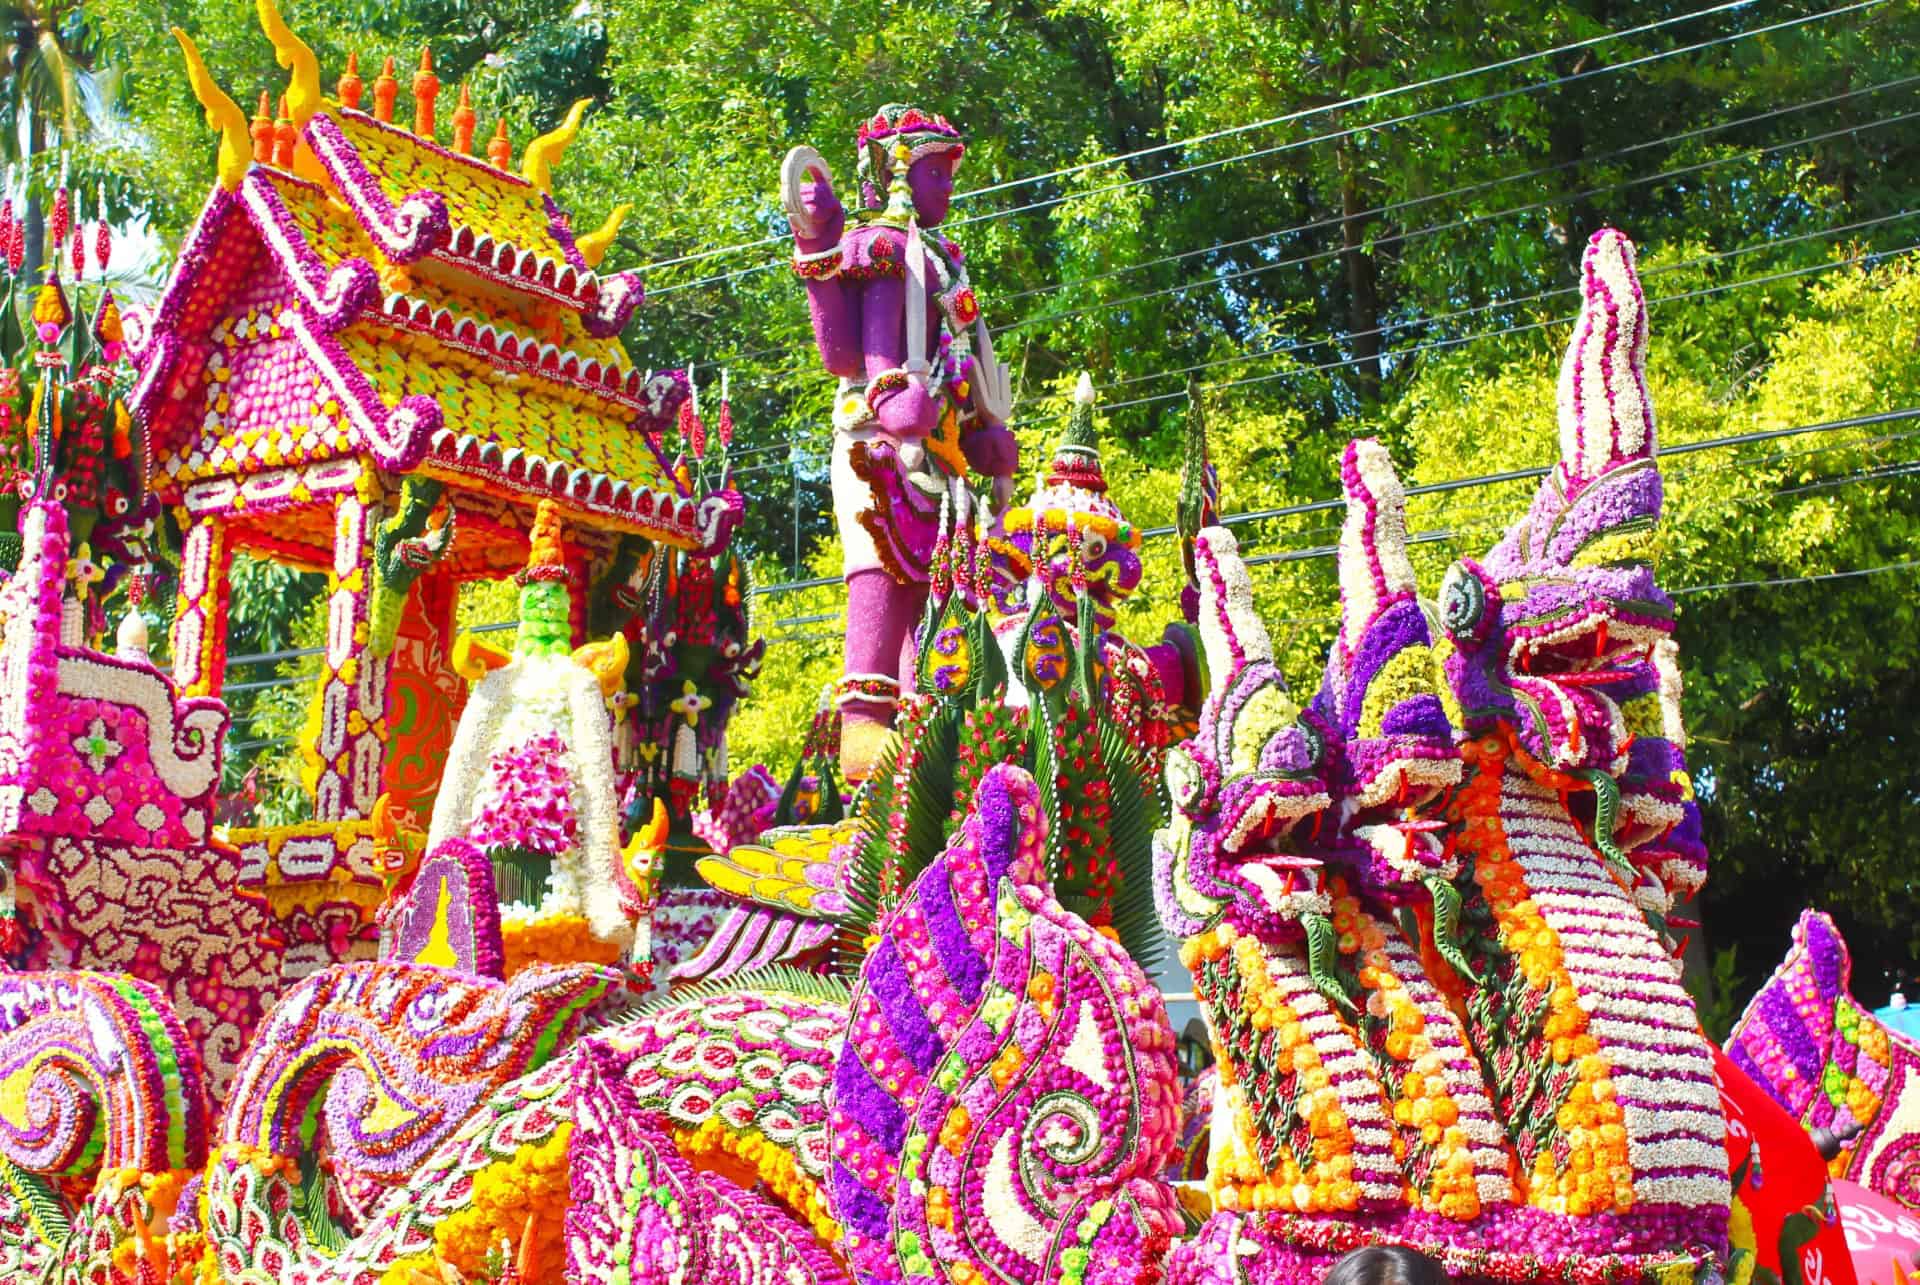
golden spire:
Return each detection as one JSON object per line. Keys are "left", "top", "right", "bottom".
{"left": 412, "top": 45, "right": 438, "bottom": 138}
{"left": 520, "top": 98, "right": 591, "bottom": 193}
{"left": 487, "top": 119, "right": 511, "bottom": 170}
{"left": 171, "top": 28, "right": 251, "bottom": 192}
{"left": 255, "top": 0, "right": 322, "bottom": 129}
{"left": 451, "top": 83, "right": 477, "bottom": 155}
{"left": 575, "top": 203, "right": 630, "bottom": 269}
{"left": 338, "top": 51, "right": 363, "bottom": 110}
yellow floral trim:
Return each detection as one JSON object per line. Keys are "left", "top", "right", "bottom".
{"left": 1356, "top": 645, "right": 1438, "bottom": 740}
{"left": 673, "top": 1116, "right": 840, "bottom": 1247}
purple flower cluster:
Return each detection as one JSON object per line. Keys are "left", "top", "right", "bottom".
{"left": 468, "top": 733, "right": 580, "bottom": 856}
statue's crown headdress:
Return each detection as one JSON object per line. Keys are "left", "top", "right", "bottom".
{"left": 856, "top": 103, "right": 965, "bottom": 207}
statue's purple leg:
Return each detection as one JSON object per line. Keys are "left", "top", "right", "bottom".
{"left": 841, "top": 567, "right": 923, "bottom": 778}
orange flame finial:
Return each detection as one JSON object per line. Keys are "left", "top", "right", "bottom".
{"left": 452, "top": 83, "right": 477, "bottom": 155}
{"left": 412, "top": 45, "right": 438, "bottom": 138}
{"left": 338, "top": 50, "right": 363, "bottom": 110}
{"left": 272, "top": 94, "right": 297, "bottom": 168}
{"left": 373, "top": 55, "right": 399, "bottom": 124}
{"left": 487, "top": 120, "right": 511, "bottom": 170}
{"left": 251, "top": 91, "right": 274, "bottom": 163}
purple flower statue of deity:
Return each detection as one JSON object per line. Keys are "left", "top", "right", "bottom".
{"left": 782, "top": 103, "right": 1020, "bottom": 780}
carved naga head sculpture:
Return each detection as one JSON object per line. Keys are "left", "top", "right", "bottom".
{"left": 1152, "top": 527, "right": 1332, "bottom": 944}
{"left": 1431, "top": 229, "right": 1696, "bottom": 901}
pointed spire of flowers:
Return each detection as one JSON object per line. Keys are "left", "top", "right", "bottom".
{"left": 272, "top": 94, "right": 297, "bottom": 168}
{"left": 251, "top": 91, "right": 275, "bottom": 163}
{"left": 451, "top": 83, "right": 477, "bottom": 155}
{"left": 337, "top": 51, "right": 364, "bottom": 110}
{"left": 373, "top": 55, "right": 399, "bottom": 123}
{"left": 412, "top": 45, "right": 439, "bottom": 138}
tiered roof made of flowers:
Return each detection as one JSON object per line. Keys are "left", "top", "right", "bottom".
{"left": 130, "top": 17, "right": 728, "bottom": 556}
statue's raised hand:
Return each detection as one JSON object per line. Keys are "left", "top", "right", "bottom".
{"left": 781, "top": 145, "right": 845, "bottom": 253}
{"left": 961, "top": 425, "right": 1018, "bottom": 481}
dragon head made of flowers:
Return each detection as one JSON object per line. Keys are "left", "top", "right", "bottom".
{"left": 1430, "top": 229, "right": 1697, "bottom": 908}
{"left": 1152, "top": 526, "right": 1332, "bottom": 946}
{"left": 1299, "top": 438, "right": 1465, "bottom": 906}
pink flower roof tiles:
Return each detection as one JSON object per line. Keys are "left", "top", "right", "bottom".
{"left": 131, "top": 85, "right": 719, "bottom": 550}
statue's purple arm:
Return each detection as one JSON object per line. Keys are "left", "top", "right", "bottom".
{"left": 862, "top": 273, "right": 943, "bottom": 438}
{"left": 793, "top": 167, "right": 860, "bottom": 378}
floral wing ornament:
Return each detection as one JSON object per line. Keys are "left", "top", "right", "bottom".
{"left": 1728, "top": 910, "right": 1915, "bottom": 1209}
{"left": 830, "top": 763, "right": 1183, "bottom": 1284}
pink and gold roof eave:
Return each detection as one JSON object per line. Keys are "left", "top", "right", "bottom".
{"left": 302, "top": 105, "right": 642, "bottom": 335}
{"left": 127, "top": 170, "right": 739, "bottom": 553}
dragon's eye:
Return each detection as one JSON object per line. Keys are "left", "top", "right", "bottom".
{"left": 1439, "top": 560, "right": 1493, "bottom": 643}
{"left": 107, "top": 492, "right": 130, "bottom": 516}
{"left": 1165, "top": 746, "right": 1209, "bottom": 815}
{"left": 53, "top": 481, "right": 69, "bottom": 501}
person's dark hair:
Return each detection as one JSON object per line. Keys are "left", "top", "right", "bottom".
{"left": 1322, "top": 1245, "right": 1451, "bottom": 1285}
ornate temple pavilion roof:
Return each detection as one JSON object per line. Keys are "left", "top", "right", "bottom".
{"left": 128, "top": 45, "right": 722, "bottom": 563}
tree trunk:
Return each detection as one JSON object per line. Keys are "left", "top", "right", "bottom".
{"left": 1340, "top": 159, "right": 1382, "bottom": 402}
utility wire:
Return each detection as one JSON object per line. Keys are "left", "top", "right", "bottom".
{"left": 681, "top": 76, "right": 1920, "bottom": 387}
{"left": 1096, "top": 207, "right": 1918, "bottom": 399}
{"left": 1083, "top": 237, "right": 1920, "bottom": 418}
{"left": 212, "top": 447, "right": 1919, "bottom": 700}
{"left": 1246, "top": 454, "right": 1920, "bottom": 566}
{"left": 993, "top": 106, "right": 1920, "bottom": 350}
{"left": 626, "top": 0, "right": 1771, "bottom": 276}
{"left": 732, "top": 404, "right": 1920, "bottom": 600}
{"left": 644, "top": 0, "right": 1883, "bottom": 298}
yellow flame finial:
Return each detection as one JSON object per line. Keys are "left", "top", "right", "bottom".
{"left": 576, "top": 202, "right": 630, "bottom": 269}
{"left": 521, "top": 98, "right": 591, "bottom": 193}
{"left": 255, "top": 0, "right": 322, "bottom": 128}
{"left": 171, "top": 28, "right": 252, "bottom": 192}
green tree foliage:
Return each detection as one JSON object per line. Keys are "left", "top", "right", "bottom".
{"left": 84, "top": 0, "right": 1920, "bottom": 986}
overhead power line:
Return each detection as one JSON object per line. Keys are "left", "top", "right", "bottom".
{"left": 994, "top": 106, "right": 1920, "bottom": 348}
{"left": 644, "top": 0, "right": 1883, "bottom": 298}
{"left": 1073, "top": 237, "right": 1920, "bottom": 420}
{"left": 683, "top": 76, "right": 1920, "bottom": 388}
{"left": 734, "top": 405, "right": 1920, "bottom": 601}
{"left": 626, "top": 0, "right": 1777, "bottom": 278}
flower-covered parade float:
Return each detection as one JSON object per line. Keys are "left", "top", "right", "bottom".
{"left": 0, "top": 10, "right": 1900, "bottom": 1277}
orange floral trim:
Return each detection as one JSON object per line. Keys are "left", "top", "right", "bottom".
{"left": 1455, "top": 733, "right": 1633, "bottom": 1217}
{"left": 1330, "top": 883, "right": 1482, "bottom": 1220}
{"left": 500, "top": 912, "right": 626, "bottom": 976}
{"left": 1187, "top": 924, "right": 1372, "bottom": 1215}
{"left": 673, "top": 1116, "right": 841, "bottom": 1247}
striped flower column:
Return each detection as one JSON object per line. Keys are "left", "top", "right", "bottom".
{"left": 1368, "top": 923, "right": 1513, "bottom": 1212}
{"left": 1189, "top": 925, "right": 1404, "bottom": 1217}
{"left": 305, "top": 482, "right": 394, "bottom": 822}
{"left": 1486, "top": 742, "right": 1729, "bottom": 1219}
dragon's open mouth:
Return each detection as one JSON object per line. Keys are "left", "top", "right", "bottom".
{"left": 1510, "top": 615, "right": 1664, "bottom": 689}
{"left": 1216, "top": 784, "right": 1320, "bottom": 858}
